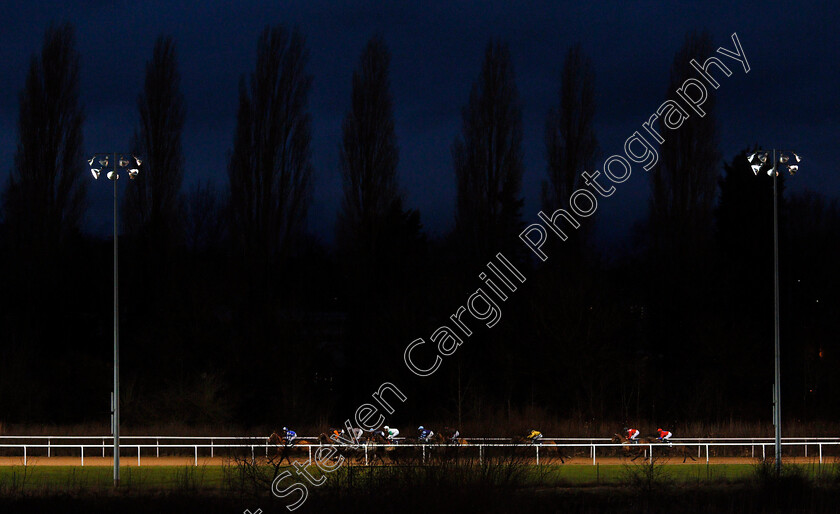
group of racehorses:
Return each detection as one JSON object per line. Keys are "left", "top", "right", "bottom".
{"left": 266, "top": 429, "right": 468, "bottom": 465}
{"left": 611, "top": 433, "right": 696, "bottom": 463}
{"left": 263, "top": 429, "right": 696, "bottom": 465}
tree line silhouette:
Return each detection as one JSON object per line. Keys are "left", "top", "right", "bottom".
{"left": 1, "top": 24, "right": 838, "bottom": 430}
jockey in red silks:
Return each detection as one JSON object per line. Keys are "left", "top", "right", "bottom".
{"left": 624, "top": 427, "right": 640, "bottom": 442}
{"left": 657, "top": 428, "right": 672, "bottom": 442}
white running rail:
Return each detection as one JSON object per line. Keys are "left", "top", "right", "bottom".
{"left": 1, "top": 437, "right": 838, "bottom": 467}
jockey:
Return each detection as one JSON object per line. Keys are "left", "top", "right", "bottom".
{"left": 656, "top": 428, "right": 672, "bottom": 442}
{"left": 526, "top": 430, "right": 542, "bottom": 443}
{"left": 348, "top": 426, "right": 364, "bottom": 441}
{"left": 331, "top": 428, "right": 342, "bottom": 441}
{"left": 282, "top": 427, "right": 297, "bottom": 443}
{"left": 624, "top": 426, "right": 640, "bottom": 442}
{"left": 383, "top": 425, "right": 400, "bottom": 440}
{"left": 444, "top": 426, "right": 460, "bottom": 441}
{"left": 417, "top": 426, "right": 434, "bottom": 442}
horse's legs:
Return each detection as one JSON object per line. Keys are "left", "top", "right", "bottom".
{"left": 279, "top": 446, "right": 294, "bottom": 465}
{"left": 554, "top": 445, "right": 565, "bottom": 464}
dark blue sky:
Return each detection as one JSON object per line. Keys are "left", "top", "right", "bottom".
{"left": 1, "top": 0, "right": 837, "bottom": 247}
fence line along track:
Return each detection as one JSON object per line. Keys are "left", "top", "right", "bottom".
{"left": 1, "top": 438, "right": 839, "bottom": 467}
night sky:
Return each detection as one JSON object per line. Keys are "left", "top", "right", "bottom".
{"left": 1, "top": 0, "right": 837, "bottom": 246}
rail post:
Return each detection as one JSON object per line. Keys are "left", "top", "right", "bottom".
{"left": 479, "top": 444, "right": 483, "bottom": 464}
{"left": 156, "top": 438, "right": 159, "bottom": 458}
{"left": 819, "top": 443, "right": 822, "bottom": 464}
{"left": 138, "top": 446, "right": 141, "bottom": 466}
{"left": 195, "top": 445, "right": 198, "bottom": 466}
{"left": 210, "top": 438, "right": 213, "bottom": 459}
{"left": 48, "top": 437, "right": 51, "bottom": 458}
{"left": 103, "top": 438, "right": 106, "bottom": 458}
{"left": 592, "top": 444, "right": 596, "bottom": 465}
{"left": 762, "top": 444, "right": 765, "bottom": 460}
{"left": 24, "top": 445, "right": 27, "bottom": 466}
{"left": 536, "top": 444, "right": 539, "bottom": 465}
{"left": 251, "top": 445, "right": 255, "bottom": 465}
{"left": 81, "top": 445, "right": 84, "bottom": 466}
{"left": 706, "top": 444, "right": 709, "bottom": 464}
{"left": 805, "top": 444, "right": 808, "bottom": 458}
{"left": 308, "top": 445, "right": 312, "bottom": 461}
{"left": 365, "top": 444, "right": 369, "bottom": 466}
{"left": 649, "top": 444, "right": 653, "bottom": 464}
{"left": 422, "top": 444, "right": 426, "bottom": 463}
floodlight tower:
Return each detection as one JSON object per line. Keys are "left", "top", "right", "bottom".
{"left": 88, "top": 153, "right": 141, "bottom": 486}
{"left": 746, "top": 149, "right": 801, "bottom": 475}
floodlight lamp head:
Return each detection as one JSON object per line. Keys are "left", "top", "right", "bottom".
{"left": 747, "top": 152, "right": 757, "bottom": 162}
{"left": 107, "top": 170, "right": 119, "bottom": 180}
{"left": 133, "top": 155, "right": 143, "bottom": 167}
{"left": 128, "top": 168, "right": 139, "bottom": 179}
{"left": 767, "top": 168, "right": 776, "bottom": 177}
{"left": 780, "top": 154, "right": 789, "bottom": 164}
{"left": 788, "top": 164, "right": 798, "bottom": 175}
{"left": 91, "top": 168, "right": 101, "bottom": 179}
{"left": 119, "top": 156, "right": 130, "bottom": 167}
{"left": 759, "top": 153, "right": 767, "bottom": 163}
{"left": 793, "top": 152, "right": 802, "bottom": 163}
{"left": 88, "top": 156, "right": 96, "bottom": 166}
{"left": 751, "top": 163, "right": 762, "bottom": 175}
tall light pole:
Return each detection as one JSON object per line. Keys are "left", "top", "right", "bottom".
{"left": 88, "top": 153, "right": 141, "bottom": 487}
{"left": 747, "top": 148, "right": 801, "bottom": 475}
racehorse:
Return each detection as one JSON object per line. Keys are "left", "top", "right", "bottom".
{"left": 657, "top": 439, "right": 696, "bottom": 463}
{"left": 316, "top": 432, "right": 367, "bottom": 465}
{"left": 365, "top": 432, "right": 417, "bottom": 465}
{"left": 612, "top": 433, "right": 647, "bottom": 461}
{"left": 511, "top": 435, "right": 567, "bottom": 464}
{"left": 426, "top": 431, "right": 469, "bottom": 463}
{"left": 267, "top": 431, "right": 309, "bottom": 465}
{"left": 612, "top": 433, "right": 697, "bottom": 463}
{"left": 364, "top": 432, "right": 398, "bottom": 465}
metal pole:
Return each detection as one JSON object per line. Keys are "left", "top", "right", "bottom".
{"left": 113, "top": 152, "right": 120, "bottom": 487}
{"left": 773, "top": 148, "right": 782, "bottom": 475}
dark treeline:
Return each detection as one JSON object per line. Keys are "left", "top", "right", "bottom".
{"left": 1, "top": 25, "right": 838, "bottom": 430}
